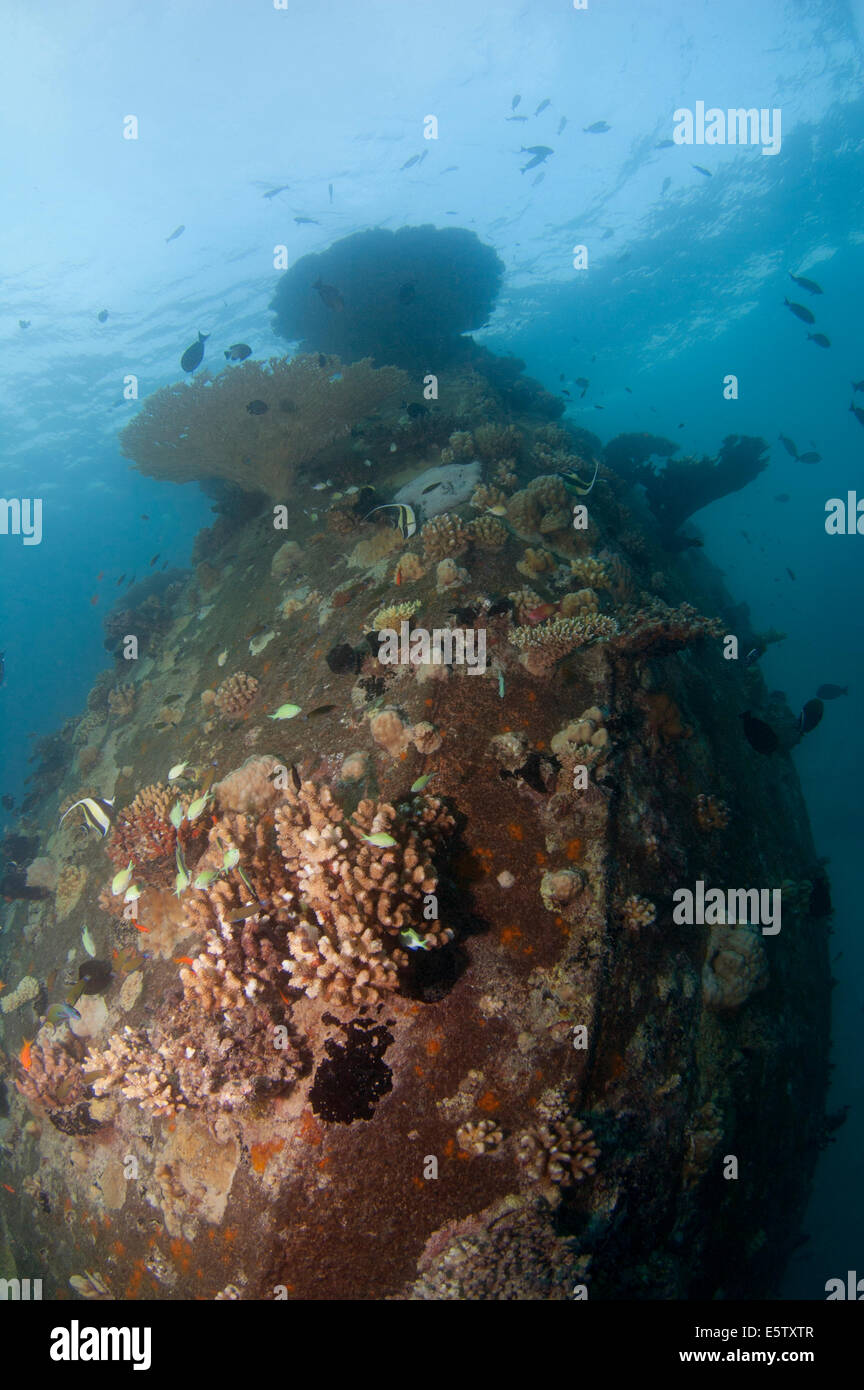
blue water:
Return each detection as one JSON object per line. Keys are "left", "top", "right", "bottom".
{"left": 1, "top": 0, "right": 861, "bottom": 1297}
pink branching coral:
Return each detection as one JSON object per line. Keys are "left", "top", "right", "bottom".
{"left": 509, "top": 613, "right": 618, "bottom": 676}
{"left": 517, "top": 1118, "right": 600, "bottom": 1199}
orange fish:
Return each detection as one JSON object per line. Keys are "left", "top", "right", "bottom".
{"left": 2, "top": 1184, "right": 15, "bottom": 1194}
{"left": 0, "top": 980, "right": 6, "bottom": 993}
{"left": 96, "top": 571, "right": 104, "bottom": 582}
{"left": 395, "top": 566, "right": 402, "bottom": 586}
{"left": 133, "top": 922, "right": 150, "bottom": 934}
{"left": 90, "top": 594, "right": 99, "bottom": 606}
{"left": 19, "top": 1038, "right": 33, "bottom": 1071}
{"left": 174, "top": 956, "right": 194, "bottom": 966}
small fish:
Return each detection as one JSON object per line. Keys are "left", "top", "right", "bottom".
{"left": 246, "top": 399, "right": 269, "bottom": 415}
{"left": 19, "top": 1038, "right": 33, "bottom": 1070}
{"left": 557, "top": 116, "right": 567, "bottom": 135}
{"left": 165, "top": 225, "right": 185, "bottom": 243}
{"left": 799, "top": 698, "right": 824, "bottom": 733}
{"left": 655, "top": 138, "right": 674, "bottom": 148}
{"left": 498, "top": 669, "right": 505, "bottom": 698}
{"left": 224, "top": 343, "right": 252, "bottom": 361}
{"left": 526, "top": 603, "right": 558, "bottom": 624}
{"left": 46, "top": 1002, "right": 81, "bottom": 1026}
{"left": 193, "top": 869, "right": 218, "bottom": 891}
{"left": 584, "top": 121, "right": 610, "bottom": 133}
{"left": 574, "top": 377, "right": 589, "bottom": 389}
{"left": 740, "top": 711, "right": 779, "bottom": 755}
{"left": 111, "top": 862, "right": 134, "bottom": 896}
{"left": 262, "top": 185, "right": 290, "bottom": 199}
{"left": 294, "top": 216, "right": 320, "bottom": 225}
{"left": 223, "top": 847, "right": 241, "bottom": 871}
{"left": 511, "top": 94, "right": 521, "bottom": 110}
{"left": 534, "top": 99, "right": 551, "bottom": 116}
{"left": 116, "top": 574, "right": 126, "bottom": 585}
{"left": 19, "top": 319, "right": 30, "bottom": 329}
{"left": 816, "top": 684, "right": 847, "bottom": 700}
{"left": 557, "top": 457, "right": 600, "bottom": 495}
{"left": 180, "top": 331, "right": 209, "bottom": 372}
{"left": 400, "top": 928, "right": 430, "bottom": 951}
{"left": 411, "top": 773, "right": 434, "bottom": 793}
{"left": 59, "top": 795, "right": 115, "bottom": 838}
{"left": 290, "top": 764, "right": 301, "bottom": 792}
{"left": 313, "top": 277, "right": 344, "bottom": 310}
{"left": 852, "top": 380, "right": 864, "bottom": 393}
{"left": 363, "top": 832, "right": 397, "bottom": 848}
{"left": 405, "top": 401, "right": 428, "bottom": 418}
{"left": 774, "top": 493, "right": 790, "bottom": 502}
{"left": 364, "top": 502, "right": 417, "bottom": 539}
{"left": 506, "top": 115, "right": 529, "bottom": 122}
{"left": 691, "top": 163, "right": 712, "bottom": 176}
{"left": 168, "top": 761, "right": 189, "bottom": 781}
{"left": 1, "top": 794, "right": 14, "bottom": 811}
{"left": 217, "top": 649, "right": 228, "bottom": 666}
{"left": 328, "top": 183, "right": 333, "bottom": 202}
{"left": 661, "top": 176, "right": 672, "bottom": 194}
{"left": 186, "top": 793, "right": 211, "bottom": 822}
{"left": 778, "top": 433, "right": 799, "bottom": 458}
{"left": 486, "top": 504, "right": 507, "bottom": 517}
{"left": 124, "top": 884, "right": 141, "bottom": 904}
{"left": 305, "top": 704, "right": 338, "bottom": 719}
{"left": 850, "top": 403, "right": 864, "bottom": 429}
{"left": 169, "top": 801, "right": 185, "bottom": 830}
{"left": 400, "top": 154, "right": 422, "bottom": 170}
{"left": 421, "top": 482, "right": 442, "bottom": 495}
{"left": 807, "top": 333, "right": 830, "bottom": 348}
{"left": 789, "top": 273, "right": 822, "bottom": 295}
{"left": 784, "top": 298, "right": 815, "bottom": 324}
{"left": 744, "top": 648, "right": 761, "bottom": 668}
{"left": 786, "top": 567, "right": 796, "bottom": 580}
{"left": 82, "top": 924, "right": 97, "bottom": 956}
{"left": 487, "top": 597, "right": 514, "bottom": 619}
{"left": 326, "top": 643, "right": 361, "bottom": 675}
{"left": 797, "top": 451, "right": 821, "bottom": 464}
{"left": 269, "top": 703, "right": 301, "bottom": 720}
{"left": 97, "top": 310, "right": 109, "bottom": 323}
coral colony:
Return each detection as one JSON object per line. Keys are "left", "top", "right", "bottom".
{"left": 0, "top": 225, "right": 832, "bottom": 1304}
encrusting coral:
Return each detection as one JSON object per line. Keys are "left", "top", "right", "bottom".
{"left": 702, "top": 925, "right": 768, "bottom": 1010}
{"left": 56, "top": 863, "right": 87, "bottom": 919}
{"left": 120, "top": 354, "right": 408, "bottom": 500}
{"left": 107, "top": 684, "right": 136, "bottom": 718}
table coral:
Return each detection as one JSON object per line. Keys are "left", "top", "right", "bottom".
{"left": 120, "top": 354, "right": 408, "bottom": 500}
{"left": 509, "top": 613, "right": 618, "bottom": 676}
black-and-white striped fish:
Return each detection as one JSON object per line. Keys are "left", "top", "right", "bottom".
{"left": 364, "top": 503, "right": 417, "bottom": 539}
{"left": 59, "top": 796, "right": 115, "bottom": 837}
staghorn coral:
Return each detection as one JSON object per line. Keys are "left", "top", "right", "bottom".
{"left": 120, "top": 354, "right": 408, "bottom": 501}
{"left": 56, "top": 863, "right": 87, "bottom": 919}
{"left": 456, "top": 1119, "right": 504, "bottom": 1155}
{"left": 421, "top": 512, "right": 470, "bottom": 563}
{"left": 507, "top": 474, "right": 570, "bottom": 538}
{"left": 468, "top": 514, "right": 508, "bottom": 551}
{"left": 695, "top": 794, "right": 731, "bottom": 832}
{"left": 702, "top": 926, "right": 768, "bottom": 1011}
{"left": 509, "top": 613, "right": 618, "bottom": 677}
{"left": 274, "top": 782, "right": 455, "bottom": 1006}
{"left": 215, "top": 671, "right": 259, "bottom": 718}
{"left": 517, "top": 1118, "right": 600, "bottom": 1199}
{"left": 85, "top": 1027, "right": 185, "bottom": 1117}
{"left": 107, "top": 684, "right": 136, "bottom": 718}
{"left": 621, "top": 894, "right": 656, "bottom": 931}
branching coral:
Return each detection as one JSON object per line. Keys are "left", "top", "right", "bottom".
{"left": 120, "top": 354, "right": 407, "bottom": 500}
{"left": 470, "top": 483, "right": 509, "bottom": 512}
{"left": 369, "top": 600, "right": 420, "bottom": 631}
{"left": 610, "top": 602, "right": 723, "bottom": 658}
{"left": 559, "top": 588, "right": 599, "bottom": 616}
{"left": 421, "top": 512, "right": 470, "bottom": 562}
{"left": 507, "top": 475, "right": 570, "bottom": 538}
{"left": 621, "top": 894, "right": 656, "bottom": 931}
{"left": 215, "top": 672, "right": 259, "bottom": 718}
{"left": 16, "top": 1039, "right": 94, "bottom": 1125}
{"left": 517, "top": 1118, "right": 600, "bottom": 1198}
{"left": 468, "top": 514, "right": 508, "bottom": 551}
{"left": 107, "top": 783, "right": 197, "bottom": 877}
{"left": 695, "top": 794, "right": 730, "bottom": 832}
{"left": 569, "top": 555, "right": 610, "bottom": 590}
{"left": 509, "top": 613, "right": 618, "bottom": 676}
{"left": 551, "top": 707, "right": 610, "bottom": 784}
{"left": 456, "top": 1119, "right": 504, "bottom": 1155}
{"left": 516, "top": 546, "right": 556, "bottom": 579}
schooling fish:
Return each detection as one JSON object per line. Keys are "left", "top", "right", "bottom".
{"left": 165, "top": 225, "right": 185, "bottom": 243}
{"left": 246, "top": 399, "right": 269, "bottom": 415}
{"left": 655, "top": 138, "right": 674, "bottom": 148}
{"left": 97, "top": 310, "right": 109, "bottom": 323}
{"left": 740, "top": 711, "right": 779, "bottom": 755}
{"left": 180, "top": 331, "right": 209, "bottom": 372}
{"left": 224, "top": 343, "right": 252, "bottom": 361}
{"left": 557, "top": 116, "right": 567, "bottom": 135}
{"left": 797, "top": 451, "right": 821, "bottom": 463}
{"left": 313, "top": 277, "right": 344, "bottom": 310}
{"left": 784, "top": 299, "right": 814, "bottom": 324}
{"left": 400, "top": 154, "right": 422, "bottom": 170}
{"left": 534, "top": 98, "right": 550, "bottom": 116}
{"left": 262, "top": 185, "right": 290, "bottom": 199}
{"left": 59, "top": 796, "right": 115, "bottom": 838}
{"left": 584, "top": 121, "right": 610, "bottom": 133}
{"left": 807, "top": 333, "right": 830, "bottom": 348}
{"left": 691, "top": 163, "right": 712, "bottom": 176}
{"left": 852, "top": 380, "right": 864, "bottom": 393}
{"left": 363, "top": 832, "right": 397, "bottom": 848}
{"left": 774, "top": 493, "right": 790, "bottom": 502}
{"left": 294, "top": 216, "right": 320, "bottom": 225}
{"left": 778, "top": 433, "right": 799, "bottom": 458}
{"left": 849, "top": 403, "right": 864, "bottom": 429}
{"left": 799, "top": 698, "right": 824, "bottom": 734}
{"left": 661, "top": 176, "right": 672, "bottom": 193}
{"left": 511, "top": 94, "right": 521, "bottom": 110}
{"left": 816, "top": 684, "right": 848, "bottom": 700}
{"left": 268, "top": 703, "right": 302, "bottom": 720}
{"left": 789, "top": 272, "right": 823, "bottom": 295}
